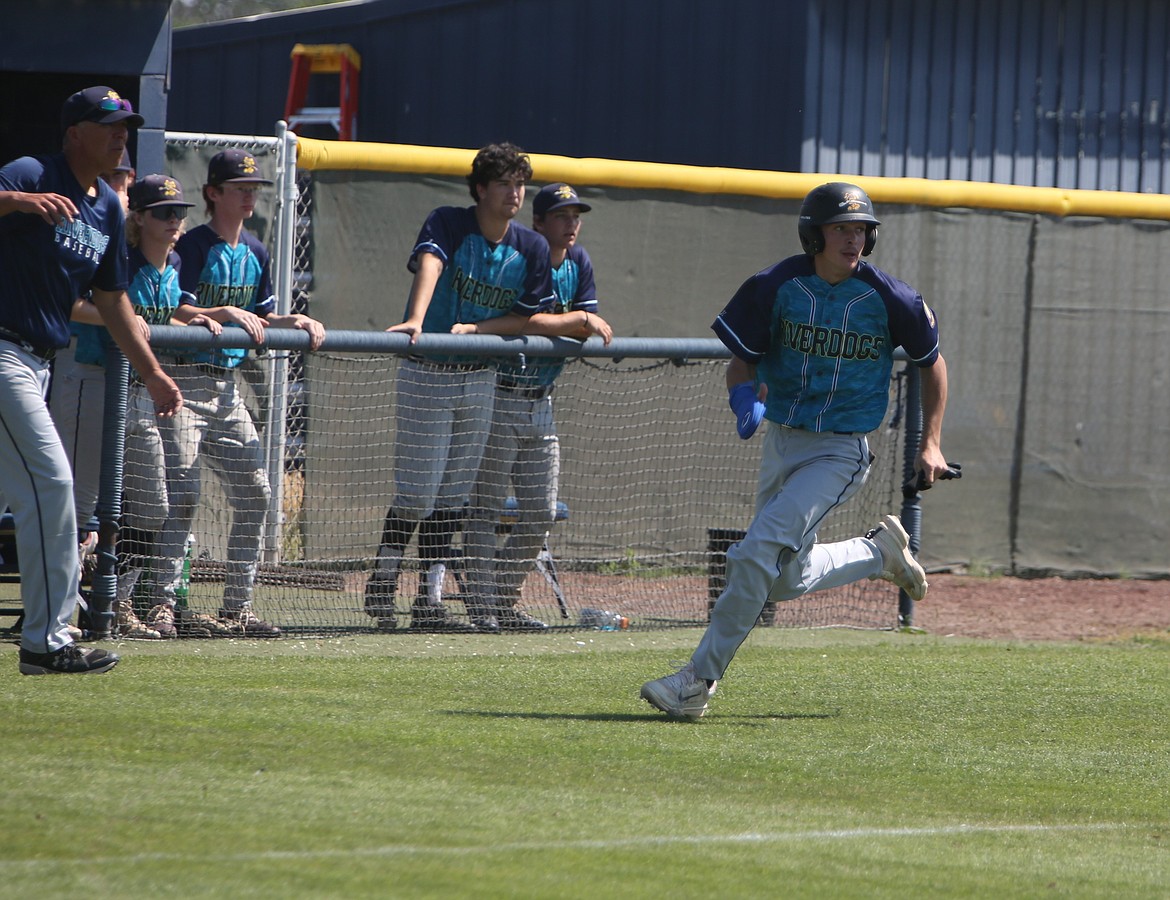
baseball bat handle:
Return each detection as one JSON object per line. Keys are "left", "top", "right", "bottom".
{"left": 902, "top": 463, "right": 962, "bottom": 498}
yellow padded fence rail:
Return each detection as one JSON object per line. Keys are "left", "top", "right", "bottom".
{"left": 294, "top": 136, "right": 1170, "bottom": 221}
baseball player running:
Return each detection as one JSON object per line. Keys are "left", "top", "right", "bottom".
{"left": 0, "top": 86, "right": 182, "bottom": 675}
{"left": 640, "top": 182, "right": 950, "bottom": 717}
{"left": 454, "top": 183, "right": 612, "bottom": 631}
{"left": 365, "top": 143, "right": 553, "bottom": 633}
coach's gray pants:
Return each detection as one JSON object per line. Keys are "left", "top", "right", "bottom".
{"left": 692, "top": 425, "right": 885, "bottom": 681}
{"left": 0, "top": 343, "right": 80, "bottom": 654}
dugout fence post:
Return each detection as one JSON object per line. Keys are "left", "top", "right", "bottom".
{"left": 260, "top": 122, "right": 299, "bottom": 565}
{"left": 897, "top": 363, "right": 923, "bottom": 629}
{"left": 88, "top": 350, "right": 130, "bottom": 639}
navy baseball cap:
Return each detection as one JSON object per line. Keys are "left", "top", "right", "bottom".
{"left": 533, "top": 183, "right": 592, "bottom": 216}
{"left": 206, "top": 149, "right": 274, "bottom": 187}
{"left": 61, "top": 86, "right": 144, "bottom": 130}
{"left": 128, "top": 174, "right": 195, "bottom": 212}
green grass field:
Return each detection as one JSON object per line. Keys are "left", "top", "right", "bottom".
{"left": 1, "top": 627, "right": 1167, "bottom": 898}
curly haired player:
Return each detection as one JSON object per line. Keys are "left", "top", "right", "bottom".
{"left": 364, "top": 143, "right": 554, "bottom": 633}
{"left": 641, "top": 183, "right": 951, "bottom": 718}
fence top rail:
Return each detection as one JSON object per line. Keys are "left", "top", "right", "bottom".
{"left": 149, "top": 325, "right": 728, "bottom": 359}
{"left": 147, "top": 325, "right": 911, "bottom": 362}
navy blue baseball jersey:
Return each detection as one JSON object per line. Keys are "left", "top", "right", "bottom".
{"left": 0, "top": 154, "right": 129, "bottom": 349}
{"left": 498, "top": 243, "right": 598, "bottom": 387}
{"left": 712, "top": 255, "right": 940, "bottom": 434}
{"left": 175, "top": 223, "right": 275, "bottom": 369}
{"left": 410, "top": 206, "right": 552, "bottom": 363}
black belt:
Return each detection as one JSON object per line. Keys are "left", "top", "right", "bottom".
{"left": 407, "top": 355, "right": 488, "bottom": 372}
{"left": 0, "top": 327, "right": 55, "bottom": 362}
{"left": 497, "top": 380, "right": 553, "bottom": 400}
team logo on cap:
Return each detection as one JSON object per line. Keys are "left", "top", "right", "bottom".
{"left": 554, "top": 184, "right": 577, "bottom": 201}
{"left": 161, "top": 178, "right": 180, "bottom": 198}
{"left": 240, "top": 155, "right": 259, "bottom": 175}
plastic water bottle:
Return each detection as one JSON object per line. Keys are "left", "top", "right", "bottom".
{"left": 579, "top": 607, "right": 629, "bottom": 631}
{"left": 175, "top": 534, "right": 195, "bottom": 608}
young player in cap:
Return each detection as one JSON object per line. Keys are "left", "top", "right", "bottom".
{"left": 364, "top": 142, "right": 554, "bottom": 633}
{"left": 156, "top": 149, "right": 325, "bottom": 637}
{"left": 117, "top": 174, "right": 228, "bottom": 639}
{"left": 640, "top": 182, "right": 951, "bottom": 717}
{"left": 0, "top": 86, "right": 182, "bottom": 674}
{"left": 454, "top": 182, "right": 612, "bottom": 631}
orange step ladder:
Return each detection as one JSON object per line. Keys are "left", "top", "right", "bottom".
{"left": 284, "top": 43, "right": 361, "bottom": 140}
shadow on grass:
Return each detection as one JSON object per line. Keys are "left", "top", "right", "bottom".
{"left": 442, "top": 709, "right": 840, "bottom": 724}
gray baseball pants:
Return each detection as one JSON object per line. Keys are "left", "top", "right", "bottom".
{"left": 693, "top": 424, "right": 884, "bottom": 681}
{"left": 150, "top": 363, "right": 269, "bottom": 609}
{"left": 463, "top": 386, "right": 559, "bottom": 608}
{"left": 0, "top": 342, "right": 81, "bottom": 654}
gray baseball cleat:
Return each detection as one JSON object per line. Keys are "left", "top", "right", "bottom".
{"left": 640, "top": 660, "right": 716, "bottom": 719}
{"left": 868, "top": 514, "right": 928, "bottom": 601}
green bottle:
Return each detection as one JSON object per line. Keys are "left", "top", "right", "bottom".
{"left": 175, "top": 534, "right": 194, "bottom": 608}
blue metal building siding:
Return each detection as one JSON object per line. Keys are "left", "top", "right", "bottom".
{"left": 805, "top": 0, "right": 1170, "bottom": 191}
{"left": 170, "top": 0, "right": 1170, "bottom": 191}
{"left": 169, "top": 0, "right": 807, "bottom": 171}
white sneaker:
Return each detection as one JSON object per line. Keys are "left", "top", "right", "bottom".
{"left": 868, "top": 515, "right": 928, "bottom": 601}
{"left": 640, "top": 661, "right": 715, "bottom": 719}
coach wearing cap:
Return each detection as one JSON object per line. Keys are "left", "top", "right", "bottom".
{"left": 0, "top": 85, "right": 183, "bottom": 674}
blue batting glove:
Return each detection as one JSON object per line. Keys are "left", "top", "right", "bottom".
{"left": 728, "top": 382, "right": 766, "bottom": 439}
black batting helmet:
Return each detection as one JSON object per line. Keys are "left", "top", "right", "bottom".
{"left": 797, "top": 182, "right": 880, "bottom": 256}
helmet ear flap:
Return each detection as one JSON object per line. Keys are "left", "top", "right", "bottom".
{"left": 798, "top": 223, "right": 824, "bottom": 256}
{"left": 863, "top": 225, "right": 877, "bottom": 256}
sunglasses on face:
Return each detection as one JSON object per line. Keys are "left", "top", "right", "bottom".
{"left": 147, "top": 205, "right": 188, "bottom": 221}
{"left": 96, "top": 97, "right": 134, "bottom": 113}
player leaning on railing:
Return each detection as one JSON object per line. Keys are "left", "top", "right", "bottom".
{"left": 453, "top": 182, "right": 613, "bottom": 632}
{"left": 364, "top": 143, "right": 554, "bottom": 633}
{"left": 641, "top": 182, "right": 951, "bottom": 718}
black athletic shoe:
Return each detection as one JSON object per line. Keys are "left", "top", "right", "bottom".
{"left": 467, "top": 607, "right": 501, "bottom": 634}
{"left": 495, "top": 606, "right": 550, "bottom": 632}
{"left": 364, "top": 570, "right": 398, "bottom": 630}
{"left": 218, "top": 606, "right": 282, "bottom": 638}
{"left": 19, "top": 644, "right": 119, "bottom": 675}
{"left": 409, "top": 604, "right": 478, "bottom": 634}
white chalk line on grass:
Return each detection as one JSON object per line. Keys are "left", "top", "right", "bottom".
{"left": 0, "top": 822, "right": 1135, "bottom": 869}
